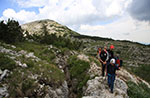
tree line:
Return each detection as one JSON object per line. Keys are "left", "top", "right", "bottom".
{"left": 0, "top": 19, "right": 82, "bottom": 50}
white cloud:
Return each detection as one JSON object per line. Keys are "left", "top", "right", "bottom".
{"left": 1, "top": 8, "right": 37, "bottom": 24}
{"left": 1, "top": 0, "right": 150, "bottom": 43}
{"left": 79, "top": 16, "right": 150, "bottom": 44}
{"left": 15, "top": 0, "right": 47, "bottom": 8}
{"left": 11, "top": 0, "right": 132, "bottom": 25}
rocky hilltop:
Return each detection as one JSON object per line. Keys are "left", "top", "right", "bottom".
{"left": 0, "top": 19, "right": 150, "bottom": 98}
{"left": 21, "top": 19, "right": 79, "bottom": 36}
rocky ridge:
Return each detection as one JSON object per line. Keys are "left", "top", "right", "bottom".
{"left": 21, "top": 19, "right": 78, "bottom": 36}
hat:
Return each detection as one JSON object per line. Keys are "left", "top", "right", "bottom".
{"left": 110, "top": 58, "right": 115, "bottom": 64}
{"left": 110, "top": 45, "right": 114, "bottom": 49}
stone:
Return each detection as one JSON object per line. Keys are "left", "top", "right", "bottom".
{"left": 0, "top": 69, "right": 9, "bottom": 81}
{"left": 11, "top": 45, "right": 16, "bottom": 49}
{"left": 77, "top": 54, "right": 90, "bottom": 62}
{"left": 0, "top": 86, "right": 9, "bottom": 97}
{"left": 56, "top": 89, "right": 63, "bottom": 96}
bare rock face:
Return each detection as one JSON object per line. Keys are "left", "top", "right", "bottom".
{"left": 21, "top": 19, "right": 78, "bottom": 36}
{"left": 44, "top": 81, "right": 68, "bottom": 98}
{"left": 83, "top": 76, "right": 129, "bottom": 98}
{"left": 83, "top": 61, "right": 129, "bottom": 98}
{"left": 77, "top": 54, "right": 90, "bottom": 62}
{"left": 88, "top": 62, "right": 101, "bottom": 77}
{"left": 0, "top": 70, "right": 9, "bottom": 82}
{"left": 0, "top": 86, "right": 9, "bottom": 98}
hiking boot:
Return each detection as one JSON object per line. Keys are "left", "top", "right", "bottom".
{"left": 110, "top": 90, "right": 113, "bottom": 93}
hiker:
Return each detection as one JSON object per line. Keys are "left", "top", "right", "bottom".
{"left": 107, "top": 45, "right": 114, "bottom": 62}
{"left": 107, "top": 58, "right": 120, "bottom": 93}
{"left": 97, "top": 47, "right": 101, "bottom": 59}
{"left": 98, "top": 46, "right": 109, "bottom": 77}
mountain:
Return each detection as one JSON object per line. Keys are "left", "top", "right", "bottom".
{"left": 21, "top": 19, "right": 79, "bottom": 36}
{"left": 0, "top": 19, "right": 150, "bottom": 98}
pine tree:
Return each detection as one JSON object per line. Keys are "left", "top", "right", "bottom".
{"left": 0, "top": 19, "right": 24, "bottom": 43}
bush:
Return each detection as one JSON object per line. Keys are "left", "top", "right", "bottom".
{"left": 33, "top": 28, "right": 83, "bottom": 50}
{"left": 0, "top": 53, "right": 16, "bottom": 71}
{"left": 0, "top": 19, "right": 24, "bottom": 43}
{"left": 67, "top": 56, "right": 90, "bottom": 97}
{"left": 127, "top": 81, "right": 150, "bottom": 98}
{"left": 7, "top": 69, "right": 38, "bottom": 97}
{"left": 129, "top": 64, "right": 150, "bottom": 83}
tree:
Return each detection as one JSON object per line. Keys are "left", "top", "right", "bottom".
{"left": 0, "top": 19, "right": 24, "bottom": 43}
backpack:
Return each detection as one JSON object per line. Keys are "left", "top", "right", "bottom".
{"left": 115, "top": 56, "right": 123, "bottom": 67}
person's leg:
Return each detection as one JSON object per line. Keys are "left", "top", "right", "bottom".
{"left": 107, "top": 75, "right": 111, "bottom": 88}
{"left": 110, "top": 75, "right": 115, "bottom": 93}
{"left": 102, "top": 64, "right": 105, "bottom": 76}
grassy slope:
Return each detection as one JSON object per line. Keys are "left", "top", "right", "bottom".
{"left": 0, "top": 41, "right": 64, "bottom": 97}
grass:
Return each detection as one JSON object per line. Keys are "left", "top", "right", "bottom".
{"left": 127, "top": 81, "right": 150, "bottom": 98}
{"left": 14, "top": 41, "right": 56, "bottom": 63}
{"left": 0, "top": 41, "right": 65, "bottom": 97}
{"left": 0, "top": 53, "right": 16, "bottom": 71}
{"left": 67, "top": 55, "right": 90, "bottom": 97}
{"left": 6, "top": 59, "right": 64, "bottom": 97}
{"left": 127, "top": 64, "right": 150, "bottom": 83}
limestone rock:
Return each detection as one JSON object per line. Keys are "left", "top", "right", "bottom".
{"left": 45, "top": 81, "right": 68, "bottom": 98}
{"left": 83, "top": 76, "right": 129, "bottom": 98}
{"left": 77, "top": 54, "right": 90, "bottom": 62}
{"left": 0, "top": 86, "right": 9, "bottom": 98}
{"left": 0, "top": 69, "right": 9, "bottom": 82}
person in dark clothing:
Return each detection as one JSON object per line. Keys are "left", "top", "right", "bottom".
{"left": 107, "top": 58, "right": 120, "bottom": 93}
{"left": 107, "top": 45, "right": 114, "bottom": 62}
{"left": 98, "top": 46, "right": 109, "bottom": 77}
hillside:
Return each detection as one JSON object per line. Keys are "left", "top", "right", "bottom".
{"left": 0, "top": 19, "right": 150, "bottom": 98}
{"left": 21, "top": 19, "right": 79, "bottom": 36}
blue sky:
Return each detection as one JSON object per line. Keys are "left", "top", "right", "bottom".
{"left": 0, "top": 0, "right": 150, "bottom": 44}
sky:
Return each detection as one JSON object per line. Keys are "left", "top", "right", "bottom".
{"left": 0, "top": 0, "right": 150, "bottom": 44}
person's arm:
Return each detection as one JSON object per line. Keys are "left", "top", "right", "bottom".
{"left": 106, "top": 51, "right": 109, "bottom": 62}
{"left": 98, "top": 58, "right": 104, "bottom": 63}
{"left": 115, "top": 64, "right": 120, "bottom": 70}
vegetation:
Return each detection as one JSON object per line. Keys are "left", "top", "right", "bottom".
{"left": 128, "top": 64, "right": 150, "bottom": 83}
{"left": 0, "top": 53, "right": 16, "bottom": 71}
{"left": 127, "top": 81, "right": 150, "bottom": 98}
{"left": 67, "top": 55, "right": 90, "bottom": 97}
{"left": 39, "top": 33, "right": 83, "bottom": 50}
{"left": 14, "top": 41, "right": 56, "bottom": 64}
{"left": 0, "top": 19, "right": 24, "bottom": 43}
{"left": 0, "top": 41, "right": 64, "bottom": 97}
{"left": 5, "top": 55, "right": 64, "bottom": 97}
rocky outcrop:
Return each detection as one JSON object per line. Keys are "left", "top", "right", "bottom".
{"left": 0, "top": 86, "right": 9, "bottom": 98}
{"left": 82, "top": 61, "right": 129, "bottom": 98}
{"left": 21, "top": 19, "right": 78, "bottom": 36}
{"left": 77, "top": 54, "right": 90, "bottom": 62}
{"left": 45, "top": 81, "right": 68, "bottom": 98}
{"left": 83, "top": 76, "right": 129, "bottom": 98}
{"left": 0, "top": 69, "right": 9, "bottom": 82}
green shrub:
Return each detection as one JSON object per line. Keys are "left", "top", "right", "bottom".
{"left": 37, "top": 32, "right": 82, "bottom": 50}
{"left": 0, "top": 53, "right": 16, "bottom": 71}
{"left": 7, "top": 69, "right": 38, "bottom": 97}
{"left": 7, "top": 60, "right": 64, "bottom": 97}
{"left": 0, "top": 19, "right": 24, "bottom": 43}
{"left": 127, "top": 81, "right": 150, "bottom": 98}
{"left": 67, "top": 56, "right": 90, "bottom": 97}
{"left": 128, "top": 64, "right": 150, "bottom": 83}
